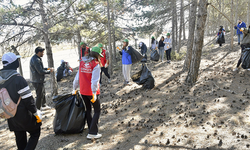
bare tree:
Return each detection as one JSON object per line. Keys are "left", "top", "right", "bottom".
{"left": 107, "top": 0, "right": 113, "bottom": 75}
{"left": 185, "top": 0, "right": 208, "bottom": 84}
{"left": 177, "top": 0, "right": 184, "bottom": 53}
{"left": 183, "top": 0, "right": 197, "bottom": 71}
{"left": 172, "top": 0, "right": 176, "bottom": 52}
{"left": 230, "top": 0, "right": 234, "bottom": 51}
{"left": 248, "top": 0, "right": 250, "bottom": 26}
{"left": 37, "top": 0, "right": 58, "bottom": 96}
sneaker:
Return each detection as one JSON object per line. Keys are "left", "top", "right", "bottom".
{"left": 233, "top": 68, "right": 238, "bottom": 72}
{"left": 87, "top": 133, "right": 102, "bottom": 139}
{"left": 108, "top": 79, "right": 111, "bottom": 83}
{"left": 41, "top": 105, "right": 51, "bottom": 110}
{"left": 248, "top": 69, "right": 250, "bottom": 71}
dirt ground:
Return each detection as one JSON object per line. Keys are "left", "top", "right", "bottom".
{"left": 1, "top": 35, "right": 250, "bottom": 150}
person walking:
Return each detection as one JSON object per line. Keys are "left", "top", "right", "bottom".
{"left": 98, "top": 43, "right": 111, "bottom": 85}
{"left": 72, "top": 47, "right": 103, "bottom": 139}
{"left": 233, "top": 25, "right": 250, "bottom": 71}
{"left": 234, "top": 19, "right": 246, "bottom": 45}
{"left": 1, "top": 52, "right": 42, "bottom": 150}
{"left": 150, "top": 36, "right": 158, "bottom": 51}
{"left": 119, "top": 39, "right": 132, "bottom": 85}
{"left": 216, "top": 29, "right": 225, "bottom": 47}
{"left": 30, "top": 46, "right": 53, "bottom": 111}
{"left": 164, "top": 33, "right": 172, "bottom": 63}
{"left": 158, "top": 36, "right": 165, "bottom": 62}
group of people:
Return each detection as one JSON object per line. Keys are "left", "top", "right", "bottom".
{"left": 151, "top": 33, "right": 172, "bottom": 63}
{"left": 0, "top": 41, "right": 112, "bottom": 149}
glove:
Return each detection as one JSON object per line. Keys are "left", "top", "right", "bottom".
{"left": 34, "top": 110, "right": 42, "bottom": 123}
{"left": 104, "top": 63, "right": 108, "bottom": 68}
{"left": 90, "top": 92, "right": 97, "bottom": 103}
{"left": 240, "top": 28, "right": 244, "bottom": 32}
{"left": 72, "top": 90, "right": 77, "bottom": 95}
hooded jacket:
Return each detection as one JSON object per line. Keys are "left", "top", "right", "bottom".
{"left": 0, "top": 69, "right": 41, "bottom": 131}
{"left": 73, "top": 56, "right": 101, "bottom": 96}
{"left": 30, "top": 54, "right": 50, "bottom": 83}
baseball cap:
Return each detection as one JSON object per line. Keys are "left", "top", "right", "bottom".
{"left": 167, "top": 33, "right": 170, "bottom": 36}
{"left": 98, "top": 43, "right": 103, "bottom": 48}
{"left": 124, "top": 39, "right": 129, "bottom": 43}
{"left": 80, "top": 42, "right": 87, "bottom": 46}
{"left": 91, "top": 47, "right": 103, "bottom": 57}
{"left": 2, "top": 52, "right": 21, "bottom": 66}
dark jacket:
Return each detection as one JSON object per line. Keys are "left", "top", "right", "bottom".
{"left": 139, "top": 42, "right": 147, "bottom": 55}
{"left": 30, "top": 54, "right": 50, "bottom": 83}
{"left": 56, "top": 62, "right": 66, "bottom": 82}
{"left": 158, "top": 40, "right": 165, "bottom": 48}
{"left": 0, "top": 70, "right": 41, "bottom": 131}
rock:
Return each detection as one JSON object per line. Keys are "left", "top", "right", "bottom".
{"left": 166, "top": 139, "right": 170, "bottom": 145}
{"left": 218, "top": 139, "right": 222, "bottom": 147}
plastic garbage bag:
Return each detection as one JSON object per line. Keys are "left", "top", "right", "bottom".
{"left": 53, "top": 93, "right": 86, "bottom": 134}
{"left": 131, "top": 64, "right": 155, "bottom": 89}
{"left": 216, "top": 33, "right": 225, "bottom": 44}
{"left": 129, "top": 46, "right": 144, "bottom": 64}
{"left": 242, "top": 48, "right": 250, "bottom": 69}
{"left": 141, "top": 55, "right": 147, "bottom": 62}
{"left": 150, "top": 50, "right": 160, "bottom": 61}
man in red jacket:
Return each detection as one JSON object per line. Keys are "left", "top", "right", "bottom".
{"left": 80, "top": 42, "right": 90, "bottom": 59}
{"left": 98, "top": 43, "right": 111, "bottom": 84}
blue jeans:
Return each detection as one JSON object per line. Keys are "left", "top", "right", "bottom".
{"left": 237, "top": 34, "right": 243, "bottom": 43}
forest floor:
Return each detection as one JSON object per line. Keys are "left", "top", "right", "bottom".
{"left": 1, "top": 35, "right": 250, "bottom": 150}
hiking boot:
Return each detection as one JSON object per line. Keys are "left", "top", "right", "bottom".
{"left": 233, "top": 68, "right": 238, "bottom": 72}
{"left": 87, "top": 133, "right": 102, "bottom": 139}
{"left": 108, "top": 79, "right": 111, "bottom": 83}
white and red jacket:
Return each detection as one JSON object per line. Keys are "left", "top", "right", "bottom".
{"left": 73, "top": 56, "right": 100, "bottom": 96}
{"left": 100, "top": 49, "right": 109, "bottom": 67}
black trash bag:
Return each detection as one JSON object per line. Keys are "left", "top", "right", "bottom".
{"left": 241, "top": 48, "right": 250, "bottom": 69}
{"left": 131, "top": 64, "right": 155, "bottom": 89}
{"left": 53, "top": 93, "right": 86, "bottom": 134}
{"left": 150, "top": 50, "right": 160, "bottom": 61}
{"left": 128, "top": 46, "right": 144, "bottom": 64}
{"left": 216, "top": 33, "right": 225, "bottom": 44}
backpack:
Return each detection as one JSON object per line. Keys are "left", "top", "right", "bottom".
{"left": 0, "top": 74, "right": 21, "bottom": 119}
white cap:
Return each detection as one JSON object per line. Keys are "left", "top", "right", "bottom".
{"left": 2, "top": 52, "right": 21, "bottom": 66}
{"left": 61, "top": 60, "right": 65, "bottom": 64}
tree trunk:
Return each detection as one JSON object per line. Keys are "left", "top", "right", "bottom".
{"left": 76, "top": 29, "right": 81, "bottom": 59}
{"left": 107, "top": 0, "right": 113, "bottom": 75}
{"left": 185, "top": 0, "right": 208, "bottom": 84}
{"left": 177, "top": 0, "right": 184, "bottom": 53}
{"left": 235, "top": 0, "right": 238, "bottom": 35}
{"left": 172, "top": 0, "right": 176, "bottom": 52}
{"left": 182, "top": 0, "right": 186, "bottom": 40}
{"left": 183, "top": 0, "right": 197, "bottom": 71}
{"left": 111, "top": 9, "right": 116, "bottom": 64}
{"left": 38, "top": 0, "right": 58, "bottom": 96}
{"left": 247, "top": 0, "right": 250, "bottom": 26}
{"left": 230, "top": 0, "right": 234, "bottom": 50}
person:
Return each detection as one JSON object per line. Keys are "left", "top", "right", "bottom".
{"left": 234, "top": 19, "right": 246, "bottom": 45}
{"left": 98, "top": 43, "right": 111, "bottom": 84}
{"left": 56, "top": 60, "right": 73, "bottom": 82}
{"left": 164, "top": 33, "right": 172, "bottom": 63}
{"left": 1, "top": 52, "right": 42, "bottom": 150}
{"left": 119, "top": 39, "right": 132, "bottom": 85}
{"left": 72, "top": 47, "right": 102, "bottom": 139}
{"left": 216, "top": 29, "right": 225, "bottom": 47}
{"left": 150, "top": 36, "right": 158, "bottom": 51}
{"left": 233, "top": 25, "right": 250, "bottom": 71}
{"left": 80, "top": 42, "right": 90, "bottom": 59}
{"left": 139, "top": 42, "right": 147, "bottom": 62}
{"left": 158, "top": 36, "right": 165, "bottom": 62}
{"left": 30, "top": 46, "right": 53, "bottom": 111}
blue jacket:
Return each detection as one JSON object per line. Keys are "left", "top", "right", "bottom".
{"left": 235, "top": 21, "right": 246, "bottom": 34}
{"left": 120, "top": 47, "right": 132, "bottom": 65}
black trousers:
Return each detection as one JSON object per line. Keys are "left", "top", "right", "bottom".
{"left": 14, "top": 127, "right": 41, "bottom": 150}
{"left": 100, "top": 67, "right": 110, "bottom": 84}
{"left": 166, "top": 48, "right": 172, "bottom": 60}
{"left": 32, "top": 83, "right": 46, "bottom": 110}
{"left": 81, "top": 95, "right": 100, "bottom": 135}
